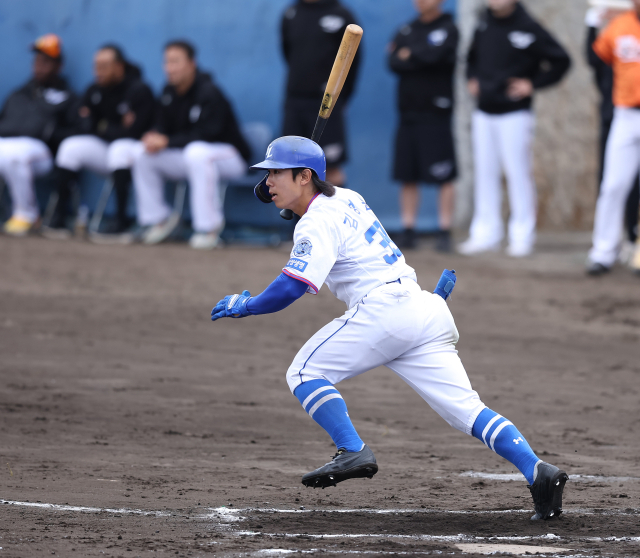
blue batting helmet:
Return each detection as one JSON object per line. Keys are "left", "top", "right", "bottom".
{"left": 252, "top": 136, "right": 326, "bottom": 204}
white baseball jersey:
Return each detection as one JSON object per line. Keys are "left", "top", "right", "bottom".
{"left": 282, "top": 188, "right": 417, "bottom": 309}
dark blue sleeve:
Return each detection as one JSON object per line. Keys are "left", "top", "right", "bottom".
{"left": 246, "top": 272, "right": 308, "bottom": 315}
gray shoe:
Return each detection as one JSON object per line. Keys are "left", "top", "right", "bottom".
{"left": 143, "top": 213, "right": 181, "bottom": 245}
{"left": 528, "top": 461, "right": 569, "bottom": 520}
{"left": 302, "top": 445, "right": 378, "bottom": 489}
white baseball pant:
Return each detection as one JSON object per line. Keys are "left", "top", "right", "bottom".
{"left": 130, "top": 141, "right": 246, "bottom": 233}
{"left": 286, "top": 279, "right": 486, "bottom": 435}
{"left": 468, "top": 109, "right": 537, "bottom": 252}
{"left": 0, "top": 137, "right": 53, "bottom": 222}
{"left": 589, "top": 108, "right": 640, "bottom": 266}
{"left": 55, "top": 135, "right": 138, "bottom": 173}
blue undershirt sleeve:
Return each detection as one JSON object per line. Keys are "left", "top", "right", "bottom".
{"left": 246, "top": 272, "right": 308, "bottom": 316}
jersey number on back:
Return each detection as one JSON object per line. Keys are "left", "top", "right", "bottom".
{"left": 365, "top": 220, "right": 403, "bottom": 265}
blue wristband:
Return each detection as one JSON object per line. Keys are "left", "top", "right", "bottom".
{"left": 434, "top": 269, "right": 456, "bottom": 301}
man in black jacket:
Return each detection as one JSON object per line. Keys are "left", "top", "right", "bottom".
{"left": 0, "top": 34, "right": 77, "bottom": 236}
{"left": 458, "top": 0, "right": 570, "bottom": 257}
{"left": 281, "top": 0, "right": 361, "bottom": 186}
{"left": 389, "top": 0, "right": 458, "bottom": 252}
{"left": 43, "top": 45, "right": 155, "bottom": 240}
{"left": 129, "top": 41, "right": 250, "bottom": 249}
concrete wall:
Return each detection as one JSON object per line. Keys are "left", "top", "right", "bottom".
{"left": 456, "top": 0, "right": 600, "bottom": 231}
{"left": 0, "top": 0, "right": 455, "bottom": 233}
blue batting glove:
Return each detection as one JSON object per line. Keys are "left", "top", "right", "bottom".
{"left": 211, "top": 290, "right": 252, "bottom": 321}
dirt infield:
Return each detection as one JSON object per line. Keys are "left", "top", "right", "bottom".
{"left": 1, "top": 233, "right": 639, "bottom": 557}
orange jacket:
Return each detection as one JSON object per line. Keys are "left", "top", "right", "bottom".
{"left": 594, "top": 10, "right": 640, "bottom": 108}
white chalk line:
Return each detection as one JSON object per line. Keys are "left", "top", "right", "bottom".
{"left": 209, "top": 506, "right": 639, "bottom": 519}
{"left": 460, "top": 471, "right": 639, "bottom": 483}
{"left": 0, "top": 499, "right": 170, "bottom": 517}
{"left": 3, "top": 500, "right": 637, "bottom": 521}
{"left": 237, "top": 530, "right": 640, "bottom": 545}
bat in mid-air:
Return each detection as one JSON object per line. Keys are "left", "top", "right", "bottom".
{"left": 279, "top": 24, "right": 363, "bottom": 221}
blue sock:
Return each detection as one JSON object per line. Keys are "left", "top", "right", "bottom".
{"left": 294, "top": 379, "right": 364, "bottom": 453}
{"left": 472, "top": 408, "right": 541, "bottom": 485}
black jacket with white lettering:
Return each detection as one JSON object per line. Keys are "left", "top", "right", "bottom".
{"left": 388, "top": 13, "right": 459, "bottom": 115}
{"left": 466, "top": 3, "right": 571, "bottom": 114}
{"left": 0, "top": 76, "right": 78, "bottom": 153}
{"left": 155, "top": 71, "right": 251, "bottom": 163}
{"left": 281, "top": 0, "right": 361, "bottom": 101}
{"left": 77, "top": 64, "right": 155, "bottom": 142}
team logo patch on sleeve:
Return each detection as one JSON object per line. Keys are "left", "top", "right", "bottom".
{"left": 286, "top": 258, "right": 308, "bottom": 272}
{"left": 293, "top": 239, "right": 313, "bottom": 257}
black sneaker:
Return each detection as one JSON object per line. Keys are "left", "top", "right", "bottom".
{"left": 586, "top": 262, "right": 610, "bottom": 276}
{"left": 435, "top": 230, "right": 452, "bottom": 253}
{"left": 528, "top": 462, "right": 568, "bottom": 520}
{"left": 302, "top": 445, "right": 378, "bottom": 489}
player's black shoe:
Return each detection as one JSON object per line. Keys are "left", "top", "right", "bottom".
{"left": 302, "top": 445, "right": 378, "bottom": 489}
{"left": 528, "top": 462, "right": 569, "bottom": 520}
{"left": 586, "top": 261, "right": 610, "bottom": 276}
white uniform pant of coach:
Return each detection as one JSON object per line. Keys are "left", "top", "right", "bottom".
{"left": 0, "top": 137, "right": 53, "bottom": 222}
{"left": 287, "top": 280, "right": 485, "bottom": 436}
{"left": 590, "top": 108, "right": 640, "bottom": 266}
{"left": 55, "top": 135, "right": 134, "bottom": 174}
{"left": 132, "top": 141, "right": 246, "bottom": 233}
{"left": 469, "top": 109, "right": 536, "bottom": 252}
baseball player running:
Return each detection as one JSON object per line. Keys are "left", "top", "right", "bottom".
{"left": 0, "top": 34, "right": 77, "bottom": 236}
{"left": 210, "top": 136, "right": 569, "bottom": 521}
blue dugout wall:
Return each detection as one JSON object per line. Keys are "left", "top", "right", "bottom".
{"left": 0, "top": 0, "right": 455, "bottom": 233}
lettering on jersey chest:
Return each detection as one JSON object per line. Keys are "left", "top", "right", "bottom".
{"left": 342, "top": 197, "right": 371, "bottom": 230}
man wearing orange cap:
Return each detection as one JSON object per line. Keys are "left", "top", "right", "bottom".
{"left": 0, "top": 34, "right": 78, "bottom": 236}
{"left": 587, "top": 0, "right": 640, "bottom": 275}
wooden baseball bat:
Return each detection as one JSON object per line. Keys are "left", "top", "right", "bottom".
{"left": 280, "top": 24, "right": 363, "bottom": 220}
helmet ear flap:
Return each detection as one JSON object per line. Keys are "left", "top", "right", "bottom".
{"left": 253, "top": 173, "right": 272, "bottom": 204}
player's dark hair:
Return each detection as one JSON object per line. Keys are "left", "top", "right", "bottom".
{"left": 292, "top": 168, "right": 336, "bottom": 198}
{"left": 164, "top": 40, "right": 196, "bottom": 61}
{"left": 98, "top": 43, "right": 126, "bottom": 65}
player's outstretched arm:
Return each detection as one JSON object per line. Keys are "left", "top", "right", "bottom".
{"left": 210, "top": 273, "right": 308, "bottom": 321}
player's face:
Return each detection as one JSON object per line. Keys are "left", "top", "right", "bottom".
{"left": 94, "top": 49, "right": 124, "bottom": 87}
{"left": 266, "top": 169, "right": 306, "bottom": 210}
{"left": 32, "top": 52, "right": 60, "bottom": 85}
{"left": 163, "top": 47, "right": 196, "bottom": 88}
{"left": 413, "top": 0, "right": 443, "bottom": 14}
{"left": 486, "top": 0, "right": 517, "bottom": 13}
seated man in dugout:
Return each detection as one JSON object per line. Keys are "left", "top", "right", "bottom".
{"left": 125, "top": 40, "right": 251, "bottom": 250}
{"left": 0, "top": 34, "right": 78, "bottom": 236}
{"left": 43, "top": 44, "right": 155, "bottom": 242}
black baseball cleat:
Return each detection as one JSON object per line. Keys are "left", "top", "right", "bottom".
{"left": 528, "top": 462, "right": 569, "bottom": 520}
{"left": 302, "top": 445, "right": 378, "bottom": 489}
{"left": 586, "top": 261, "right": 610, "bottom": 276}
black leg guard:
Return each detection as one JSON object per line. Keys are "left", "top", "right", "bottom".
{"left": 112, "top": 169, "right": 132, "bottom": 231}
{"left": 51, "top": 167, "right": 79, "bottom": 228}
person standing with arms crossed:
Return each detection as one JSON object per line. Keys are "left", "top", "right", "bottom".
{"left": 587, "top": 0, "right": 640, "bottom": 276}
{"left": 459, "top": 0, "right": 570, "bottom": 257}
{"left": 389, "top": 0, "right": 459, "bottom": 252}
{"left": 280, "top": 0, "right": 361, "bottom": 187}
